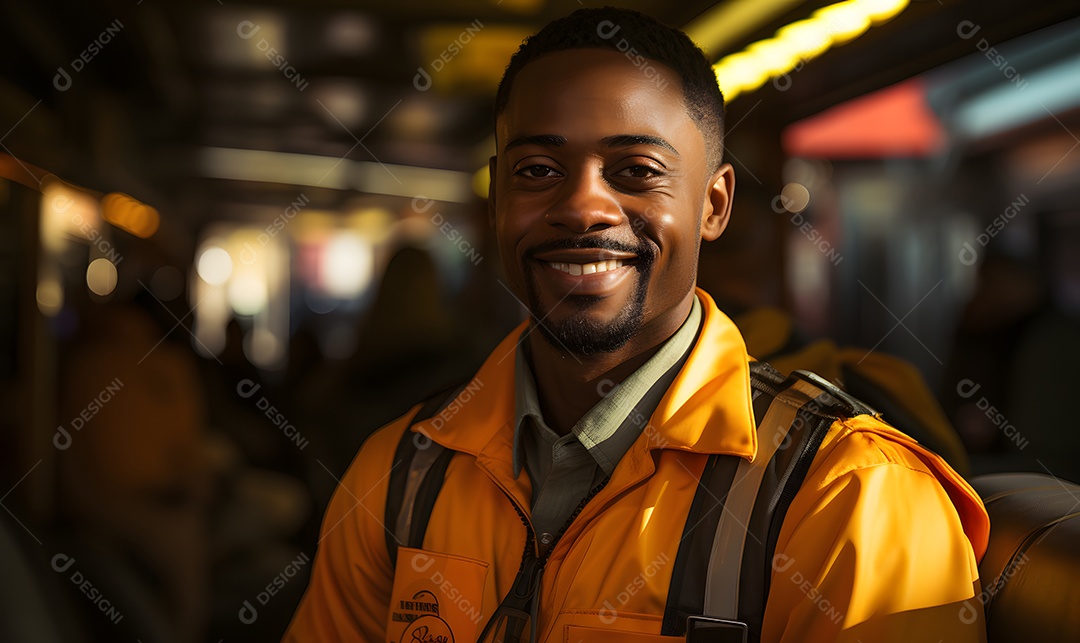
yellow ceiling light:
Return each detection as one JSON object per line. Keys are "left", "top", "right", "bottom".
{"left": 746, "top": 39, "right": 802, "bottom": 77}
{"left": 715, "top": 0, "right": 911, "bottom": 101}
{"left": 858, "top": 0, "right": 911, "bottom": 24}
{"left": 775, "top": 19, "right": 832, "bottom": 62}
{"left": 684, "top": 0, "right": 802, "bottom": 57}
{"left": 813, "top": 3, "right": 872, "bottom": 46}
{"left": 714, "top": 52, "right": 768, "bottom": 96}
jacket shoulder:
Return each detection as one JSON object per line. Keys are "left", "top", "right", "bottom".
{"left": 803, "top": 413, "right": 990, "bottom": 558}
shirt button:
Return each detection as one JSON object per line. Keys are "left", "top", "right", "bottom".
{"left": 540, "top": 532, "right": 554, "bottom": 545}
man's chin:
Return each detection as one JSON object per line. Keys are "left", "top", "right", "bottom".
{"left": 532, "top": 307, "right": 641, "bottom": 357}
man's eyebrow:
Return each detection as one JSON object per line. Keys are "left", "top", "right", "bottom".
{"left": 504, "top": 134, "right": 567, "bottom": 151}
{"left": 601, "top": 134, "right": 679, "bottom": 155}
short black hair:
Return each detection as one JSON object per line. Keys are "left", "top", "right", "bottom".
{"left": 495, "top": 6, "right": 726, "bottom": 170}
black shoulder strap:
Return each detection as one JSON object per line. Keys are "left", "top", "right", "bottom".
{"left": 384, "top": 387, "right": 460, "bottom": 568}
{"left": 662, "top": 362, "right": 876, "bottom": 640}
{"left": 661, "top": 382, "right": 772, "bottom": 634}
{"left": 737, "top": 368, "right": 873, "bottom": 641}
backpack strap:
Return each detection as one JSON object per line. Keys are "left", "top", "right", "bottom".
{"left": 384, "top": 386, "right": 461, "bottom": 568}
{"left": 661, "top": 382, "right": 773, "bottom": 634}
{"left": 662, "top": 362, "right": 877, "bottom": 640}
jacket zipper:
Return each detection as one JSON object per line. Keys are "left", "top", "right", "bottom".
{"left": 492, "top": 477, "right": 611, "bottom": 640}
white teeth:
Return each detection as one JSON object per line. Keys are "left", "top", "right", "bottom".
{"left": 548, "top": 259, "right": 626, "bottom": 275}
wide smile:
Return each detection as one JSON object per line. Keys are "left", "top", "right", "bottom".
{"left": 546, "top": 259, "right": 627, "bottom": 276}
{"left": 531, "top": 250, "right": 639, "bottom": 297}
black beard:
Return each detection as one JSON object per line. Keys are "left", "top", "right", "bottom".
{"left": 524, "top": 238, "right": 656, "bottom": 357}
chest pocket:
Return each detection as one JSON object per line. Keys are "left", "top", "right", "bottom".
{"left": 386, "top": 546, "right": 489, "bottom": 643}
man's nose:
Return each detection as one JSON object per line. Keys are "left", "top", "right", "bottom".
{"left": 544, "top": 168, "right": 624, "bottom": 233}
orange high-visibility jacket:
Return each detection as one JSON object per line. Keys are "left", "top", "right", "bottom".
{"left": 284, "top": 289, "right": 990, "bottom": 643}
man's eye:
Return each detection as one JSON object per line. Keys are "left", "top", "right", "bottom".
{"left": 518, "top": 165, "right": 560, "bottom": 178}
{"left": 616, "top": 165, "right": 660, "bottom": 178}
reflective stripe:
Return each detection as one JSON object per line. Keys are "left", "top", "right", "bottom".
{"left": 703, "top": 390, "right": 799, "bottom": 617}
{"left": 703, "top": 378, "right": 830, "bottom": 619}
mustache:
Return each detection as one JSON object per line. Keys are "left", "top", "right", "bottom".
{"left": 524, "top": 235, "right": 656, "bottom": 262}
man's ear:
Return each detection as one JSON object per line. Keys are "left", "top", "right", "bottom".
{"left": 700, "top": 163, "right": 735, "bottom": 242}
{"left": 487, "top": 155, "right": 498, "bottom": 231}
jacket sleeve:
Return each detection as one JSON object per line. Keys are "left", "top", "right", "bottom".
{"left": 761, "top": 418, "right": 989, "bottom": 643}
{"left": 282, "top": 418, "right": 411, "bottom": 642}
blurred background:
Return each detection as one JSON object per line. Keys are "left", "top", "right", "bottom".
{"left": 1, "top": 0, "right": 1079, "bottom": 640}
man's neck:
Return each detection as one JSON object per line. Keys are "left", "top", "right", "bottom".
{"left": 526, "top": 292, "right": 695, "bottom": 436}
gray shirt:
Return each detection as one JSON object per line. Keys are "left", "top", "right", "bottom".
{"left": 512, "top": 296, "right": 703, "bottom": 548}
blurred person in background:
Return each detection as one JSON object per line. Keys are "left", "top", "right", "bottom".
{"left": 295, "top": 244, "right": 487, "bottom": 498}
{"left": 56, "top": 305, "right": 212, "bottom": 643}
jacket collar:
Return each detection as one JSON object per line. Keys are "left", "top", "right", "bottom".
{"left": 411, "top": 288, "right": 758, "bottom": 463}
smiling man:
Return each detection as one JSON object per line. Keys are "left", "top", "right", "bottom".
{"left": 284, "top": 8, "right": 989, "bottom": 643}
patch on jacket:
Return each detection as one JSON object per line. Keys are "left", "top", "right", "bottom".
{"left": 387, "top": 547, "right": 489, "bottom": 643}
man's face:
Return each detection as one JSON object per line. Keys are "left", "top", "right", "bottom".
{"left": 493, "top": 48, "right": 730, "bottom": 356}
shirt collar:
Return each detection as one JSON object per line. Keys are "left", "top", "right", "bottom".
{"left": 513, "top": 295, "right": 703, "bottom": 478}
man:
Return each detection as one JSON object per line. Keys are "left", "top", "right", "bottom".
{"left": 285, "top": 8, "right": 989, "bottom": 642}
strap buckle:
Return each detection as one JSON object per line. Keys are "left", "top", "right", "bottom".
{"left": 685, "top": 615, "right": 748, "bottom": 643}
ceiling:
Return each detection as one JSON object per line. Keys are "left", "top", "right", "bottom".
{"left": 1, "top": 0, "right": 1078, "bottom": 236}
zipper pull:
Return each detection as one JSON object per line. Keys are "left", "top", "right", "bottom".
{"left": 510, "top": 549, "right": 543, "bottom": 603}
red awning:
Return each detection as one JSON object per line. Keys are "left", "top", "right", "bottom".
{"left": 783, "top": 78, "right": 945, "bottom": 159}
